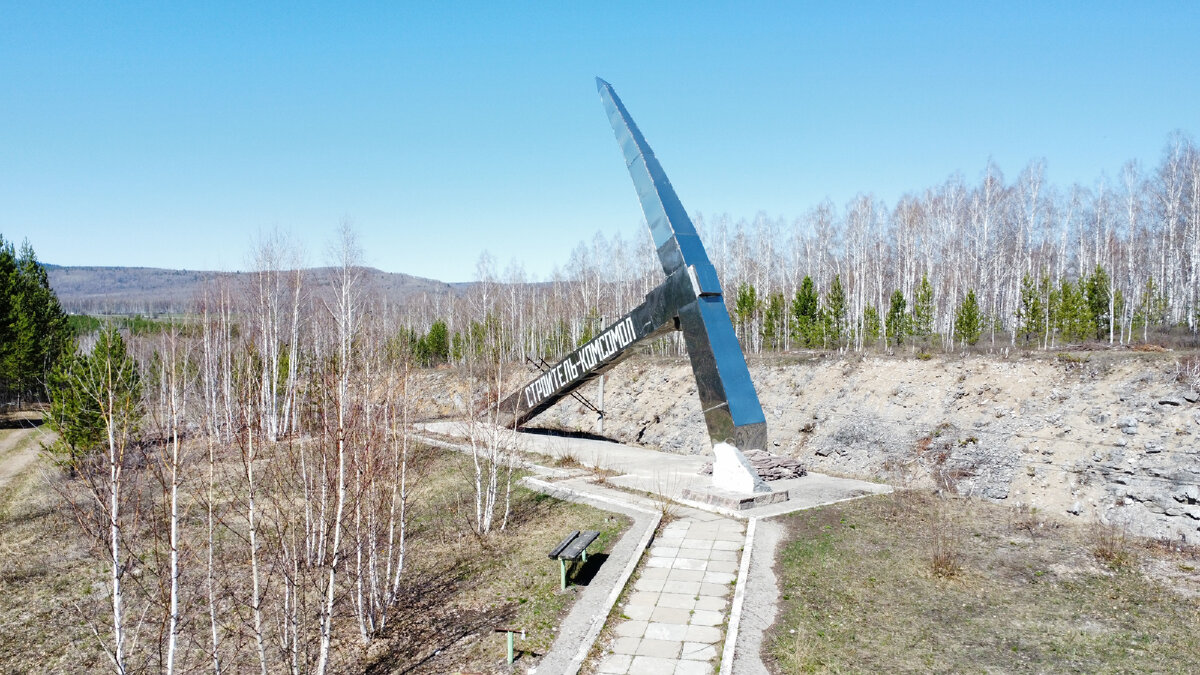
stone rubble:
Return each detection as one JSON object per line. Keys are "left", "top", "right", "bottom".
{"left": 698, "top": 448, "right": 808, "bottom": 482}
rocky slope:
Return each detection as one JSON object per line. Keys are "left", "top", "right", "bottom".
{"left": 476, "top": 350, "right": 1200, "bottom": 546}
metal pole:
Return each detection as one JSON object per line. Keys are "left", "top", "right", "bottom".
{"left": 507, "top": 631, "right": 514, "bottom": 664}
{"left": 597, "top": 374, "right": 605, "bottom": 435}
{"left": 597, "top": 315, "right": 605, "bottom": 436}
{"left": 560, "top": 558, "right": 566, "bottom": 590}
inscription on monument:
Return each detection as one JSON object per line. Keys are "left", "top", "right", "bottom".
{"left": 523, "top": 316, "right": 638, "bottom": 408}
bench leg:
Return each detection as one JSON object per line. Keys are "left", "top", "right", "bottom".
{"left": 560, "top": 558, "right": 567, "bottom": 590}
{"left": 582, "top": 550, "right": 587, "bottom": 563}
{"left": 507, "top": 630, "right": 514, "bottom": 664}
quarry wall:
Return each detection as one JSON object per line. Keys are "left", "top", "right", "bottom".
{"left": 416, "top": 351, "right": 1200, "bottom": 545}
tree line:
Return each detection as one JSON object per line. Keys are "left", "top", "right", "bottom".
{"left": 398, "top": 131, "right": 1200, "bottom": 360}
{"left": 0, "top": 234, "right": 71, "bottom": 406}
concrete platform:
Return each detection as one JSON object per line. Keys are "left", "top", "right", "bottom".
{"left": 417, "top": 421, "right": 890, "bottom": 519}
{"left": 680, "top": 485, "right": 789, "bottom": 510}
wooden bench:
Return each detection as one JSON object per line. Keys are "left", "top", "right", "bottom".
{"left": 548, "top": 530, "right": 600, "bottom": 589}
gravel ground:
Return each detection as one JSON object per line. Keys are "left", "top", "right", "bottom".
{"left": 731, "top": 518, "right": 784, "bottom": 675}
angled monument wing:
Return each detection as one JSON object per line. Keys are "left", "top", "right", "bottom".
{"left": 496, "top": 79, "right": 767, "bottom": 452}
{"left": 595, "top": 77, "right": 711, "bottom": 277}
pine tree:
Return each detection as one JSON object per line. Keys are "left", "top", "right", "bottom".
{"left": 0, "top": 238, "right": 16, "bottom": 398}
{"left": 862, "top": 305, "right": 882, "bottom": 345}
{"left": 824, "top": 275, "right": 846, "bottom": 348}
{"left": 763, "top": 292, "right": 786, "bottom": 350}
{"left": 1084, "top": 265, "right": 1111, "bottom": 340}
{"left": 1017, "top": 273, "right": 1045, "bottom": 345}
{"left": 789, "top": 276, "right": 819, "bottom": 347}
{"left": 0, "top": 236, "right": 71, "bottom": 405}
{"left": 46, "top": 325, "right": 142, "bottom": 464}
{"left": 734, "top": 283, "right": 759, "bottom": 348}
{"left": 911, "top": 274, "right": 934, "bottom": 340}
{"left": 954, "top": 289, "right": 982, "bottom": 346}
{"left": 886, "top": 289, "right": 909, "bottom": 346}
{"left": 1053, "top": 278, "right": 1091, "bottom": 342}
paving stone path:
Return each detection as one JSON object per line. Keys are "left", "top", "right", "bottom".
{"left": 596, "top": 508, "right": 744, "bottom": 675}
{"left": 418, "top": 422, "right": 890, "bottom": 674}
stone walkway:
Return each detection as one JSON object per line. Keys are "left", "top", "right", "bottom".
{"left": 417, "top": 422, "right": 890, "bottom": 674}
{"left": 596, "top": 508, "right": 743, "bottom": 675}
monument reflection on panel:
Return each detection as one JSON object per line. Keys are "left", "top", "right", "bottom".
{"left": 496, "top": 79, "right": 767, "bottom": 456}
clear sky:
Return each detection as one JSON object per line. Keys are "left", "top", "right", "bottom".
{"left": 3, "top": 2, "right": 1198, "bottom": 282}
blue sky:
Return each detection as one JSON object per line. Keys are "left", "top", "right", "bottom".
{"left": 3, "top": 2, "right": 1198, "bottom": 282}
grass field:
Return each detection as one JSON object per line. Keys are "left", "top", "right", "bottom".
{"left": 769, "top": 490, "right": 1200, "bottom": 674}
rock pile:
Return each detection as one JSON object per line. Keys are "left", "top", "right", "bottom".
{"left": 699, "top": 448, "right": 807, "bottom": 481}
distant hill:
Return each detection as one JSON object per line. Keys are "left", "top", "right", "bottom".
{"left": 44, "top": 264, "right": 462, "bottom": 315}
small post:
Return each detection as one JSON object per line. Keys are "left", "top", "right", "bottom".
{"left": 596, "top": 374, "right": 605, "bottom": 435}
{"left": 559, "top": 558, "right": 567, "bottom": 590}
{"left": 506, "top": 630, "right": 514, "bottom": 664}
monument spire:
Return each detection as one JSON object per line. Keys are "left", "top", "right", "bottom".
{"left": 496, "top": 79, "right": 767, "bottom": 453}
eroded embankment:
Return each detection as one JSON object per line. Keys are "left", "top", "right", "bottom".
{"left": 412, "top": 351, "right": 1200, "bottom": 545}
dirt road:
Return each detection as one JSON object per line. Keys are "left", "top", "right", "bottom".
{"left": 0, "top": 413, "right": 50, "bottom": 492}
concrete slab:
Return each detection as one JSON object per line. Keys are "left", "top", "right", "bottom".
{"left": 417, "top": 422, "right": 890, "bottom": 519}
{"left": 675, "top": 659, "right": 714, "bottom": 675}
{"left": 615, "top": 620, "right": 648, "bottom": 638}
{"left": 597, "top": 653, "right": 633, "bottom": 673}
{"left": 684, "top": 625, "right": 724, "bottom": 643}
{"left": 630, "top": 655, "right": 679, "bottom": 674}
{"left": 636, "top": 638, "right": 682, "bottom": 658}
{"left": 650, "top": 607, "right": 692, "bottom": 624}
{"left": 682, "top": 642, "right": 719, "bottom": 660}
{"left": 645, "top": 622, "right": 690, "bottom": 641}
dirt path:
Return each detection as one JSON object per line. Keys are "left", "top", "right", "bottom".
{"left": 0, "top": 414, "right": 49, "bottom": 492}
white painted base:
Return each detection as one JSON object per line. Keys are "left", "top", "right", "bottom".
{"left": 711, "top": 442, "right": 770, "bottom": 494}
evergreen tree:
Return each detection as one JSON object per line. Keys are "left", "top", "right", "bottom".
{"left": 910, "top": 274, "right": 934, "bottom": 340}
{"left": 1017, "top": 273, "right": 1045, "bottom": 345}
{"left": 416, "top": 320, "right": 450, "bottom": 366}
{"left": 885, "top": 289, "right": 909, "bottom": 346}
{"left": 824, "top": 275, "right": 846, "bottom": 347}
{"left": 0, "top": 235, "right": 71, "bottom": 405}
{"left": 862, "top": 305, "right": 881, "bottom": 345}
{"left": 46, "top": 325, "right": 142, "bottom": 464}
{"left": 734, "top": 283, "right": 759, "bottom": 346}
{"left": 789, "top": 276, "right": 819, "bottom": 347}
{"left": 451, "top": 330, "right": 464, "bottom": 363}
{"left": 1084, "top": 265, "right": 1111, "bottom": 340}
{"left": 1052, "top": 278, "right": 1088, "bottom": 342}
{"left": 954, "top": 289, "right": 982, "bottom": 346}
{"left": 763, "top": 292, "right": 786, "bottom": 350}
{"left": 0, "top": 239, "right": 16, "bottom": 396}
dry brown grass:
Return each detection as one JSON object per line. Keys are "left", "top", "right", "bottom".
{"left": 770, "top": 491, "right": 1200, "bottom": 673}
{"left": 1091, "top": 522, "right": 1137, "bottom": 571}
{"left": 1175, "top": 354, "right": 1200, "bottom": 390}
{"left": 0, "top": 429, "right": 629, "bottom": 674}
{"left": 929, "top": 507, "right": 962, "bottom": 580}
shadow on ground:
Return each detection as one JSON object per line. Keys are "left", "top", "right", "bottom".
{"left": 0, "top": 415, "right": 44, "bottom": 430}
{"left": 522, "top": 427, "right": 616, "bottom": 443}
{"left": 567, "top": 552, "right": 609, "bottom": 587}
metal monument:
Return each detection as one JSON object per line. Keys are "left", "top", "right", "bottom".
{"left": 496, "top": 78, "right": 768, "bottom": 453}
